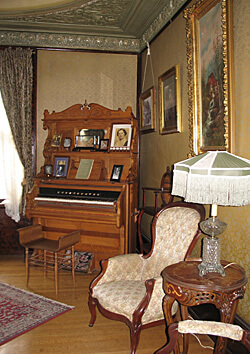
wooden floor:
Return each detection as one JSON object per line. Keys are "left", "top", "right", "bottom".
{"left": 0, "top": 255, "right": 214, "bottom": 354}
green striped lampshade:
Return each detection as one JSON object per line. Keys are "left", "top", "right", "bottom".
{"left": 172, "top": 151, "right": 250, "bottom": 206}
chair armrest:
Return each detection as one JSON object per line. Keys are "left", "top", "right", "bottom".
{"left": 142, "top": 187, "right": 161, "bottom": 192}
{"left": 97, "top": 253, "right": 144, "bottom": 285}
{"left": 179, "top": 320, "right": 244, "bottom": 341}
{"left": 18, "top": 224, "right": 43, "bottom": 245}
{"left": 142, "top": 277, "right": 178, "bottom": 324}
{"left": 58, "top": 230, "right": 81, "bottom": 250}
{"left": 154, "top": 188, "right": 171, "bottom": 193}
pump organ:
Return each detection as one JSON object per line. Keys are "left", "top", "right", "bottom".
{"left": 26, "top": 102, "right": 139, "bottom": 269}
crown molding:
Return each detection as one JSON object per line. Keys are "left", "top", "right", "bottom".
{"left": 0, "top": 0, "right": 188, "bottom": 53}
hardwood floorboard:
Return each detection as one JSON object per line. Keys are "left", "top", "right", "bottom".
{"left": 0, "top": 255, "right": 214, "bottom": 353}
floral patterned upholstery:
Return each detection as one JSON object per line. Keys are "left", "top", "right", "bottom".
{"left": 155, "top": 319, "right": 249, "bottom": 353}
{"left": 89, "top": 202, "right": 205, "bottom": 354}
{"left": 179, "top": 320, "right": 244, "bottom": 341}
{"left": 92, "top": 206, "right": 201, "bottom": 325}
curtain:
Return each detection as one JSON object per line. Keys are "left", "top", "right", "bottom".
{"left": 0, "top": 47, "right": 33, "bottom": 221}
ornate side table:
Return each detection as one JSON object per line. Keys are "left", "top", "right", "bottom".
{"left": 157, "top": 260, "right": 247, "bottom": 354}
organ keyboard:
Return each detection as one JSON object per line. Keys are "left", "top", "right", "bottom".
{"left": 26, "top": 102, "right": 139, "bottom": 269}
{"left": 35, "top": 187, "right": 120, "bottom": 206}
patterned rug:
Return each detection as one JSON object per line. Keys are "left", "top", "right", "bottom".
{"left": 0, "top": 282, "right": 74, "bottom": 345}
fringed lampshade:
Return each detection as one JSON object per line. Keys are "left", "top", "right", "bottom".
{"left": 172, "top": 151, "right": 250, "bottom": 276}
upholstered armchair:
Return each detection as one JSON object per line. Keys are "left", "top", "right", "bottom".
{"left": 88, "top": 202, "right": 205, "bottom": 354}
{"left": 154, "top": 320, "right": 250, "bottom": 353}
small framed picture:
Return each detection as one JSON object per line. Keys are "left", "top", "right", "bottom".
{"left": 53, "top": 157, "right": 69, "bottom": 177}
{"left": 63, "top": 137, "right": 72, "bottom": 149}
{"left": 99, "top": 139, "right": 109, "bottom": 151}
{"left": 110, "top": 165, "right": 123, "bottom": 182}
{"left": 139, "top": 86, "right": 156, "bottom": 133}
{"left": 110, "top": 124, "right": 132, "bottom": 150}
{"left": 75, "top": 135, "right": 95, "bottom": 149}
{"left": 159, "top": 65, "right": 181, "bottom": 135}
{"left": 51, "top": 134, "right": 62, "bottom": 147}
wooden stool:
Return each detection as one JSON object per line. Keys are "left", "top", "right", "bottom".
{"left": 18, "top": 224, "right": 81, "bottom": 293}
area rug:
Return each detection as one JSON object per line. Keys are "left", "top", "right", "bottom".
{"left": 0, "top": 282, "right": 74, "bottom": 345}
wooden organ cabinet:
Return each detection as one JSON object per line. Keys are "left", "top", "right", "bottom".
{"left": 26, "top": 102, "right": 139, "bottom": 269}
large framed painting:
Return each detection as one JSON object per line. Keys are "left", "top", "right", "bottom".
{"left": 139, "top": 86, "right": 156, "bottom": 133}
{"left": 159, "top": 65, "right": 181, "bottom": 135}
{"left": 184, "top": 0, "right": 235, "bottom": 155}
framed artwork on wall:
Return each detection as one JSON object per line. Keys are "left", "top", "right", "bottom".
{"left": 184, "top": 0, "right": 235, "bottom": 155}
{"left": 139, "top": 86, "right": 156, "bottom": 133}
{"left": 158, "top": 65, "right": 181, "bottom": 135}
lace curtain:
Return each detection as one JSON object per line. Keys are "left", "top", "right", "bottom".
{"left": 0, "top": 47, "right": 33, "bottom": 221}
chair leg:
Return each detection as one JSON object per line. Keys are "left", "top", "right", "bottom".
{"left": 55, "top": 252, "right": 58, "bottom": 294}
{"left": 25, "top": 248, "right": 29, "bottom": 287}
{"left": 154, "top": 323, "right": 179, "bottom": 354}
{"left": 71, "top": 246, "right": 75, "bottom": 285}
{"left": 88, "top": 295, "right": 97, "bottom": 327}
{"left": 129, "top": 323, "right": 142, "bottom": 354}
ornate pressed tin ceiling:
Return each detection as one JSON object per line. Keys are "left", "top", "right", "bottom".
{"left": 0, "top": 0, "right": 188, "bottom": 52}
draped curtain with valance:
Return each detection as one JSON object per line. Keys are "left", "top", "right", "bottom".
{"left": 0, "top": 47, "right": 33, "bottom": 220}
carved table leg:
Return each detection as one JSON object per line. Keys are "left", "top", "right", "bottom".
{"left": 180, "top": 305, "right": 189, "bottom": 354}
{"left": 214, "top": 297, "right": 239, "bottom": 354}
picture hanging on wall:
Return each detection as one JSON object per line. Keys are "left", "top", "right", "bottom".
{"left": 139, "top": 86, "right": 156, "bottom": 133}
{"left": 184, "top": 0, "right": 235, "bottom": 155}
{"left": 158, "top": 65, "right": 181, "bottom": 135}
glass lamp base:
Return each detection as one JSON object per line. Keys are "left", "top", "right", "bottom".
{"left": 198, "top": 261, "right": 225, "bottom": 276}
{"left": 198, "top": 236, "right": 225, "bottom": 277}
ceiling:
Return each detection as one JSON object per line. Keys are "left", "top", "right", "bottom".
{"left": 0, "top": 0, "right": 188, "bottom": 52}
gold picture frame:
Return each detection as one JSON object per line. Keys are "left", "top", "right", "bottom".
{"left": 184, "top": 0, "right": 235, "bottom": 155}
{"left": 159, "top": 65, "right": 181, "bottom": 135}
{"left": 51, "top": 134, "right": 62, "bottom": 147}
{"left": 139, "top": 86, "right": 156, "bottom": 133}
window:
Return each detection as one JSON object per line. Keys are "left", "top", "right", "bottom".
{"left": 0, "top": 92, "right": 24, "bottom": 222}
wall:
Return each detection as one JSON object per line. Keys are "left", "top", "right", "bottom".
{"left": 139, "top": 0, "right": 249, "bottom": 322}
{"left": 37, "top": 50, "right": 137, "bottom": 171}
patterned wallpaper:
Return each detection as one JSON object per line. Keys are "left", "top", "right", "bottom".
{"left": 139, "top": 0, "right": 250, "bottom": 323}
{"left": 36, "top": 50, "right": 137, "bottom": 170}
{"left": 219, "top": 0, "right": 250, "bottom": 322}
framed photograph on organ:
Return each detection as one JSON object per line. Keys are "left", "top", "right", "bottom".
{"left": 53, "top": 157, "right": 69, "bottom": 178}
{"left": 99, "top": 139, "right": 109, "bottom": 151}
{"left": 110, "top": 165, "right": 123, "bottom": 182}
{"left": 110, "top": 124, "right": 132, "bottom": 151}
{"left": 51, "top": 134, "right": 62, "bottom": 147}
{"left": 159, "top": 65, "right": 181, "bottom": 135}
{"left": 184, "top": 0, "right": 235, "bottom": 155}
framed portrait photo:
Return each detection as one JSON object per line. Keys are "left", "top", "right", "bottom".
{"left": 110, "top": 124, "right": 132, "bottom": 150}
{"left": 159, "top": 65, "right": 181, "bottom": 135}
{"left": 51, "top": 134, "right": 62, "bottom": 147}
{"left": 184, "top": 0, "right": 235, "bottom": 155}
{"left": 139, "top": 86, "right": 156, "bottom": 133}
{"left": 110, "top": 165, "right": 123, "bottom": 182}
{"left": 53, "top": 156, "right": 69, "bottom": 178}
{"left": 99, "top": 139, "right": 109, "bottom": 151}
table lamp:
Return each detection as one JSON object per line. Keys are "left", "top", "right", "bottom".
{"left": 171, "top": 151, "right": 250, "bottom": 276}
